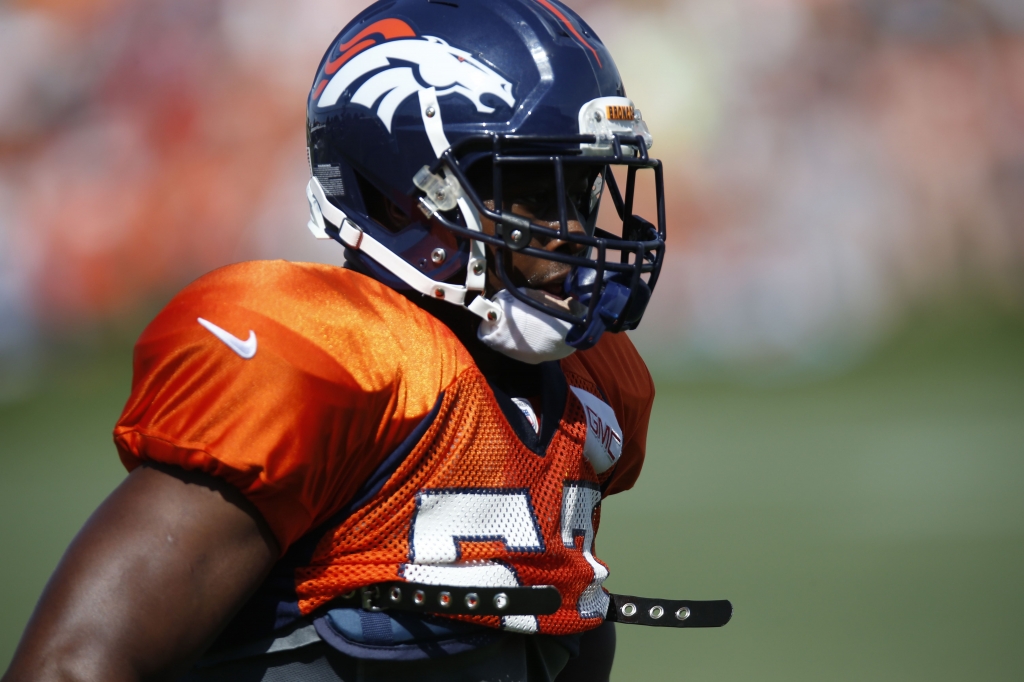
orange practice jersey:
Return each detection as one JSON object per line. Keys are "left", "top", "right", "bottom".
{"left": 115, "top": 261, "right": 654, "bottom": 636}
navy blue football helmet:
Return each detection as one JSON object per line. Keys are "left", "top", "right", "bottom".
{"left": 306, "top": 0, "right": 665, "bottom": 350}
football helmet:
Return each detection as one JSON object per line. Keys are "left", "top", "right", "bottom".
{"left": 306, "top": 0, "right": 665, "bottom": 351}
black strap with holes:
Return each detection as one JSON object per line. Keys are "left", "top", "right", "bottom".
{"left": 336, "top": 582, "right": 562, "bottom": 617}
{"left": 604, "top": 593, "right": 733, "bottom": 628}
{"left": 340, "top": 582, "right": 731, "bottom": 628}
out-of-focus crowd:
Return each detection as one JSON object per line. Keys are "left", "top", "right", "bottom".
{"left": 0, "top": 0, "right": 1022, "bottom": 388}
{"left": 596, "top": 0, "right": 1024, "bottom": 376}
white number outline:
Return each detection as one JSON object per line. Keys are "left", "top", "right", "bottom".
{"left": 560, "top": 480, "right": 609, "bottom": 620}
{"left": 402, "top": 488, "right": 545, "bottom": 633}
{"left": 401, "top": 483, "right": 609, "bottom": 631}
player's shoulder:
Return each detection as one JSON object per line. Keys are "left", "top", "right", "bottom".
{"left": 156, "top": 260, "right": 424, "bottom": 326}
{"left": 561, "top": 330, "right": 654, "bottom": 406}
{"left": 136, "top": 260, "right": 471, "bottom": 386}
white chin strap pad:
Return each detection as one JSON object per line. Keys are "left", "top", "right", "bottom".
{"left": 477, "top": 290, "right": 577, "bottom": 364}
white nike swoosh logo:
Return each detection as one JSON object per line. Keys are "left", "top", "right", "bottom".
{"left": 197, "top": 317, "right": 258, "bottom": 359}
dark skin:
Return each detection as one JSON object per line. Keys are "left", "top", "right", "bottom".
{"left": 477, "top": 164, "right": 596, "bottom": 297}
{"left": 2, "top": 169, "right": 600, "bottom": 682}
{"left": 2, "top": 465, "right": 279, "bottom": 682}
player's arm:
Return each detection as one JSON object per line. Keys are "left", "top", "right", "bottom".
{"left": 2, "top": 463, "right": 279, "bottom": 682}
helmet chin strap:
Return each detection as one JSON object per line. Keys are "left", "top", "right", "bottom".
{"left": 307, "top": 176, "right": 470, "bottom": 304}
{"left": 305, "top": 87, "right": 501, "bottom": 324}
{"left": 477, "top": 289, "right": 576, "bottom": 364}
{"left": 308, "top": 173, "right": 508, "bottom": 325}
{"left": 417, "top": 87, "right": 489, "bottom": 297}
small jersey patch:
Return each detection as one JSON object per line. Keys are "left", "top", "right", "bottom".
{"left": 569, "top": 387, "right": 622, "bottom": 474}
{"left": 510, "top": 397, "right": 540, "bottom": 434}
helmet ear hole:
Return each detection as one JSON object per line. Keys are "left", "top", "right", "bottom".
{"left": 383, "top": 202, "right": 408, "bottom": 233}
{"left": 355, "top": 171, "right": 411, "bottom": 233}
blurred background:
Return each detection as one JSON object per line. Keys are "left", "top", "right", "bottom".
{"left": 1, "top": 0, "right": 1022, "bottom": 678}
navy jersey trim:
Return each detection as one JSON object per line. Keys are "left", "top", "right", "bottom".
{"left": 486, "top": 361, "right": 567, "bottom": 456}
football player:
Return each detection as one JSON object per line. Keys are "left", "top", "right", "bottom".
{"left": 2, "top": 0, "right": 671, "bottom": 680}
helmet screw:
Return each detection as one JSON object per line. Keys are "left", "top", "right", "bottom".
{"left": 472, "top": 261, "right": 485, "bottom": 276}
{"left": 486, "top": 310, "right": 498, "bottom": 322}
{"left": 433, "top": 287, "right": 446, "bottom": 299}
{"left": 593, "top": 110, "right": 603, "bottom": 122}
{"left": 510, "top": 229, "right": 523, "bottom": 243}
{"left": 425, "top": 106, "right": 436, "bottom": 118}
{"left": 430, "top": 248, "right": 447, "bottom": 264}
{"left": 435, "top": 190, "right": 446, "bottom": 201}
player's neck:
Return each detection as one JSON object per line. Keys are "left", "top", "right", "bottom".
{"left": 402, "top": 288, "right": 548, "bottom": 398}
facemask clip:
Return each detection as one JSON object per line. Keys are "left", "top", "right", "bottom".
{"left": 497, "top": 213, "right": 532, "bottom": 251}
{"left": 414, "top": 166, "right": 462, "bottom": 213}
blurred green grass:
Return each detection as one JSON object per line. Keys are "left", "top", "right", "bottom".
{"left": 1, "top": 298, "right": 1023, "bottom": 679}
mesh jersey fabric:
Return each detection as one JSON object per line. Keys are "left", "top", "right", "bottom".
{"left": 114, "top": 261, "right": 655, "bottom": 636}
